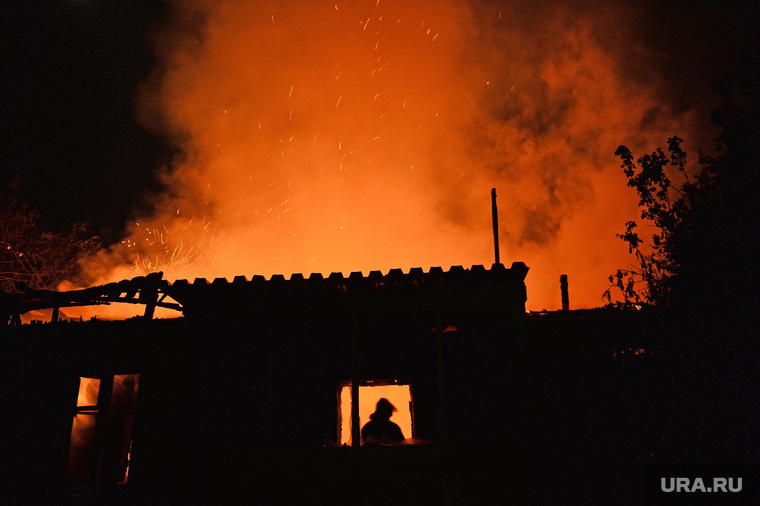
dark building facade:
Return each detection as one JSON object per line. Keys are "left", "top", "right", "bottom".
{"left": 3, "top": 263, "right": 537, "bottom": 503}
{"left": 4, "top": 263, "right": 753, "bottom": 504}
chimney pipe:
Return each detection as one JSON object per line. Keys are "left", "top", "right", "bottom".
{"left": 560, "top": 274, "right": 569, "bottom": 311}
{"left": 491, "top": 188, "right": 500, "bottom": 265}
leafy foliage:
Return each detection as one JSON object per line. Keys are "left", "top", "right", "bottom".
{"left": 603, "top": 137, "right": 719, "bottom": 306}
{"left": 605, "top": 53, "right": 759, "bottom": 310}
{"left": 0, "top": 176, "right": 102, "bottom": 293}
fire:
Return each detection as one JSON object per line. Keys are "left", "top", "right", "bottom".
{"left": 68, "top": 376, "right": 139, "bottom": 486}
{"left": 79, "top": 0, "right": 698, "bottom": 312}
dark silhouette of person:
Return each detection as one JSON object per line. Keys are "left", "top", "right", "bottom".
{"left": 361, "top": 398, "right": 405, "bottom": 445}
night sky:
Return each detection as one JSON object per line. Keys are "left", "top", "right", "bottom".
{"left": 1, "top": 1, "right": 171, "bottom": 243}
{"left": 1, "top": 1, "right": 758, "bottom": 250}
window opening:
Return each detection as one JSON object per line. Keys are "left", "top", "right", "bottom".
{"left": 338, "top": 380, "right": 412, "bottom": 446}
{"left": 67, "top": 374, "right": 139, "bottom": 489}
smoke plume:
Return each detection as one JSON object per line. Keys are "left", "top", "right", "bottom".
{"left": 88, "top": 0, "right": 699, "bottom": 311}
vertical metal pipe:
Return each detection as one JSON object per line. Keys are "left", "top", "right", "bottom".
{"left": 560, "top": 274, "right": 569, "bottom": 311}
{"left": 491, "top": 188, "right": 500, "bottom": 265}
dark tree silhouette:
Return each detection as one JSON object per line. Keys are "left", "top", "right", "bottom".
{"left": 603, "top": 136, "right": 722, "bottom": 306}
{"left": 0, "top": 176, "right": 102, "bottom": 293}
{"left": 605, "top": 52, "right": 759, "bottom": 313}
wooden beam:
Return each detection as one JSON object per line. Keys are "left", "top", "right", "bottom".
{"left": 351, "top": 318, "right": 361, "bottom": 447}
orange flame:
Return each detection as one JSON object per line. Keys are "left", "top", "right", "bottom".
{"left": 79, "top": 0, "right": 698, "bottom": 312}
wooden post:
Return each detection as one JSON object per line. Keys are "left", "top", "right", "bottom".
{"left": 265, "top": 322, "right": 275, "bottom": 449}
{"left": 436, "top": 310, "right": 450, "bottom": 443}
{"left": 351, "top": 319, "right": 361, "bottom": 447}
{"left": 140, "top": 272, "right": 163, "bottom": 319}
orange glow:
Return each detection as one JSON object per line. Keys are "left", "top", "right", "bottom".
{"left": 76, "top": 0, "right": 700, "bottom": 312}
{"left": 340, "top": 383, "right": 413, "bottom": 445}
{"left": 68, "top": 376, "right": 139, "bottom": 487}
{"left": 76, "top": 377, "right": 100, "bottom": 407}
{"left": 69, "top": 378, "right": 100, "bottom": 487}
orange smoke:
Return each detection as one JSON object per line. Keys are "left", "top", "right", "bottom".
{"left": 82, "top": 0, "right": 698, "bottom": 311}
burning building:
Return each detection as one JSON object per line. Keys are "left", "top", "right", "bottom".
{"left": 3, "top": 0, "right": 757, "bottom": 502}
{"left": 3, "top": 261, "right": 750, "bottom": 504}
{"left": 3, "top": 262, "right": 543, "bottom": 503}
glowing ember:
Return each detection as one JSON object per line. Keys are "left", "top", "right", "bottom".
{"left": 80, "top": 0, "right": 697, "bottom": 312}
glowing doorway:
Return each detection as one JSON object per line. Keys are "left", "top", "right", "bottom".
{"left": 339, "top": 380, "right": 413, "bottom": 446}
{"left": 68, "top": 374, "right": 139, "bottom": 488}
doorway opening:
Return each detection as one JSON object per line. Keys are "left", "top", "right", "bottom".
{"left": 67, "top": 374, "right": 139, "bottom": 489}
